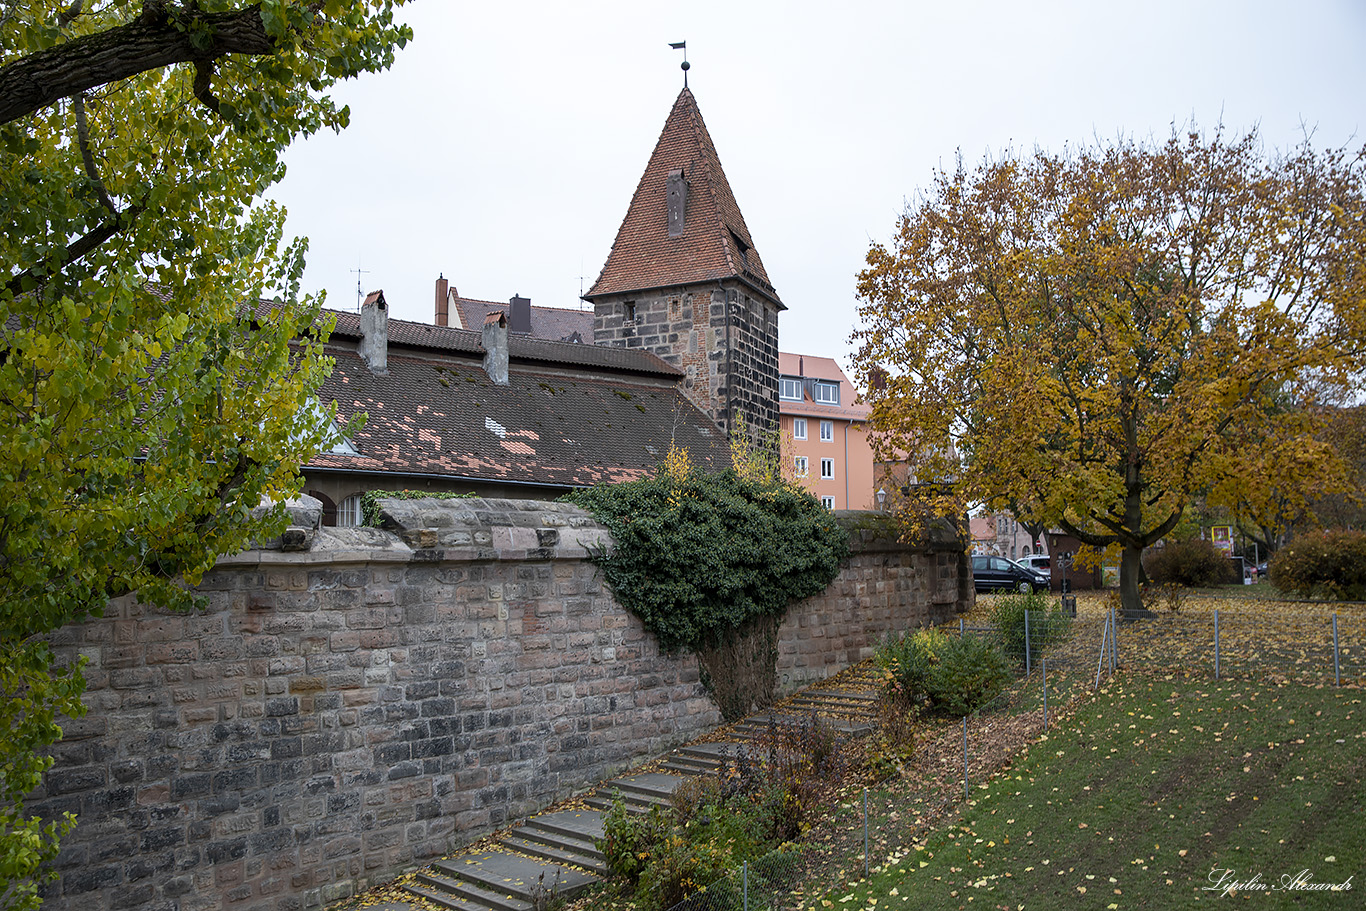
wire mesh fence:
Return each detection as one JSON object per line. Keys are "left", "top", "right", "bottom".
{"left": 653, "top": 597, "right": 1364, "bottom": 911}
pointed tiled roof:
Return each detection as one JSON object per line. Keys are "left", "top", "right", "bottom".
{"left": 585, "top": 88, "right": 783, "bottom": 308}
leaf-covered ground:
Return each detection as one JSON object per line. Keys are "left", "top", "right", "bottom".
{"left": 803, "top": 675, "right": 1363, "bottom": 909}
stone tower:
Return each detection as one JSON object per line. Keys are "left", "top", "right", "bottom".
{"left": 583, "top": 88, "right": 783, "bottom": 436}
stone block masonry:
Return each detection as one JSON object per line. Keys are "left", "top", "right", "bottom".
{"left": 33, "top": 499, "right": 967, "bottom": 911}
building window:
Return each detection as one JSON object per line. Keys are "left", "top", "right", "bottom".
{"left": 779, "top": 376, "right": 802, "bottom": 401}
{"left": 624, "top": 301, "right": 637, "bottom": 323}
{"left": 821, "top": 458, "right": 834, "bottom": 479}
{"left": 813, "top": 381, "right": 840, "bottom": 404}
{"left": 793, "top": 418, "right": 807, "bottom": 440}
{"left": 669, "top": 297, "right": 680, "bottom": 320}
{"left": 821, "top": 496, "right": 835, "bottom": 509}
{"left": 338, "top": 494, "right": 363, "bottom": 527}
{"left": 820, "top": 420, "right": 833, "bottom": 442}
{"left": 794, "top": 456, "right": 808, "bottom": 477}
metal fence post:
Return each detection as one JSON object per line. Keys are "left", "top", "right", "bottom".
{"left": 1096, "top": 611, "right": 1110, "bottom": 689}
{"left": 1109, "top": 604, "right": 1118, "bottom": 672}
{"left": 1333, "top": 613, "right": 1340, "bottom": 687}
{"left": 963, "top": 715, "right": 969, "bottom": 800}
{"left": 743, "top": 860, "right": 749, "bottom": 911}
{"left": 960, "top": 617, "right": 965, "bottom": 639}
{"left": 1042, "top": 654, "right": 1048, "bottom": 731}
{"left": 1025, "top": 609, "right": 1032, "bottom": 676}
{"left": 1214, "top": 608, "right": 1220, "bottom": 681}
{"left": 863, "top": 788, "right": 869, "bottom": 878}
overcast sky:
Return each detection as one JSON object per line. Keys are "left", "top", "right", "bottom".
{"left": 267, "top": 0, "right": 1366, "bottom": 371}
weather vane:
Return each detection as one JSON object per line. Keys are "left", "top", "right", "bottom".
{"left": 669, "top": 41, "right": 689, "bottom": 88}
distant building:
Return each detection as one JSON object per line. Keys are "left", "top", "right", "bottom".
{"left": 779, "top": 352, "right": 874, "bottom": 510}
{"left": 969, "top": 514, "right": 1042, "bottom": 559}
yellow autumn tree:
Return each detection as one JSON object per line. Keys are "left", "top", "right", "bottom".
{"left": 853, "top": 129, "right": 1365, "bottom": 618}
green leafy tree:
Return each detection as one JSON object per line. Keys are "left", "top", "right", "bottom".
{"left": 0, "top": 3, "right": 409, "bottom": 907}
{"left": 854, "top": 129, "right": 1365, "bottom": 619}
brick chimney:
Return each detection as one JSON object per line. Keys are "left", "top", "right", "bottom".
{"left": 359, "top": 290, "right": 388, "bottom": 375}
{"left": 435, "top": 274, "right": 449, "bottom": 327}
{"left": 482, "top": 312, "right": 509, "bottom": 385}
{"left": 509, "top": 294, "right": 532, "bottom": 335}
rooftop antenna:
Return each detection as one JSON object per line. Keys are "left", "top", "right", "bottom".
{"left": 669, "top": 41, "right": 689, "bottom": 88}
{"left": 350, "top": 262, "right": 370, "bottom": 312}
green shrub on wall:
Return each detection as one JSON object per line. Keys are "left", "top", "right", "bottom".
{"left": 566, "top": 466, "right": 847, "bottom": 654}
{"left": 567, "top": 449, "right": 847, "bottom": 718}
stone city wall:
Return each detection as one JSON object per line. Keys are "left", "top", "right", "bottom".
{"left": 33, "top": 499, "right": 968, "bottom": 911}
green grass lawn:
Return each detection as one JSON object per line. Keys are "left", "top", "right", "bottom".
{"left": 809, "top": 676, "right": 1364, "bottom": 910}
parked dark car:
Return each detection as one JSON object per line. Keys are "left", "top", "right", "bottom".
{"left": 972, "top": 555, "right": 1050, "bottom": 593}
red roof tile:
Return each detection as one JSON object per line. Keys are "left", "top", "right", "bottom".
{"left": 310, "top": 346, "right": 727, "bottom": 488}
{"left": 585, "top": 88, "right": 783, "bottom": 307}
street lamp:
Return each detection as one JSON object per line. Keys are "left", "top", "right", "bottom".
{"left": 876, "top": 488, "right": 887, "bottom": 510}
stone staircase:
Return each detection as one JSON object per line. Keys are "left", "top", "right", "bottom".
{"left": 399, "top": 676, "right": 883, "bottom": 911}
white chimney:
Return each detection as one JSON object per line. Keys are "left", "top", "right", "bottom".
{"left": 359, "top": 290, "right": 389, "bottom": 375}
{"left": 482, "top": 311, "right": 509, "bottom": 385}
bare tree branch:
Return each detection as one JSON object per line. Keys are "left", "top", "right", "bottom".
{"left": 73, "top": 93, "right": 117, "bottom": 214}
{"left": 4, "top": 204, "right": 145, "bottom": 298}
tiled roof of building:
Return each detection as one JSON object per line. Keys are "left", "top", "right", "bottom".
{"left": 309, "top": 346, "right": 727, "bottom": 488}
{"left": 585, "top": 88, "right": 783, "bottom": 308}
{"left": 778, "top": 352, "right": 871, "bottom": 421}
{"left": 451, "top": 297, "right": 595, "bottom": 343}
{"left": 327, "top": 309, "right": 680, "bottom": 377}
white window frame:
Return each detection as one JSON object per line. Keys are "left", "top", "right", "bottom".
{"left": 338, "top": 494, "right": 363, "bottom": 528}
{"left": 792, "top": 418, "right": 807, "bottom": 440}
{"left": 819, "top": 420, "right": 834, "bottom": 442}
{"left": 821, "top": 496, "right": 835, "bottom": 509}
{"left": 794, "top": 456, "right": 809, "bottom": 477}
{"left": 779, "top": 376, "right": 803, "bottom": 401}
{"left": 820, "top": 458, "right": 834, "bottom": 479}
{"left": 813, "top": 381, "right": 840, "bottom": 404}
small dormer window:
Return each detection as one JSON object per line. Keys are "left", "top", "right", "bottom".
{"left": 813, "top": 380, "right": 840, "bottom": 404}
{"left": 779, "top": 376, "right": 802, "bottom": 401}
{"left": 729, "top": 230, "right": 750, "bottom": 268}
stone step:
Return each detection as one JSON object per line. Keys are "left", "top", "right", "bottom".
{"left": 582, "top": 792, "right": 664, "bottom": 814}
{"left": 658, "top": 757, "right": 712, "bottom": 775}
{"left": 506, "top": 824, "right": 604, "bottom": 861}
{"left": 412, "top": 870, "right": 531, "bottom": 911}
{"left": 520, "top": 810, "right": 606, "bottom": 844}
{"left": 785, "top": 689, "right": 880, "bottom": 715}
{"left": 499, "top": 834, "right": 607, "bottom": 874}
{"left": 598, "top": 772, "right": 687, "bottom": 800}
{"left": 732, "top": 712, "right": 873, "bottom": 739}
{"left": 431, "top": 852, "right": 597, "bottom": 905}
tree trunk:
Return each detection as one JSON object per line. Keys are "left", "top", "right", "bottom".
{"left": 1118, "top": 541, "right": 1153, "bottom": 620}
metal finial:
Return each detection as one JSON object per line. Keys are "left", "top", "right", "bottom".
{"left": 669, "top": 41, "right": 688, "bottom": 87}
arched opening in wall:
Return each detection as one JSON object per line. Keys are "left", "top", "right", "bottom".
{"left": 338, "top": 494, "right": 363, "bottom": 527}
{"left": 308, "top": 490, "right": 338, "bottom": 527}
